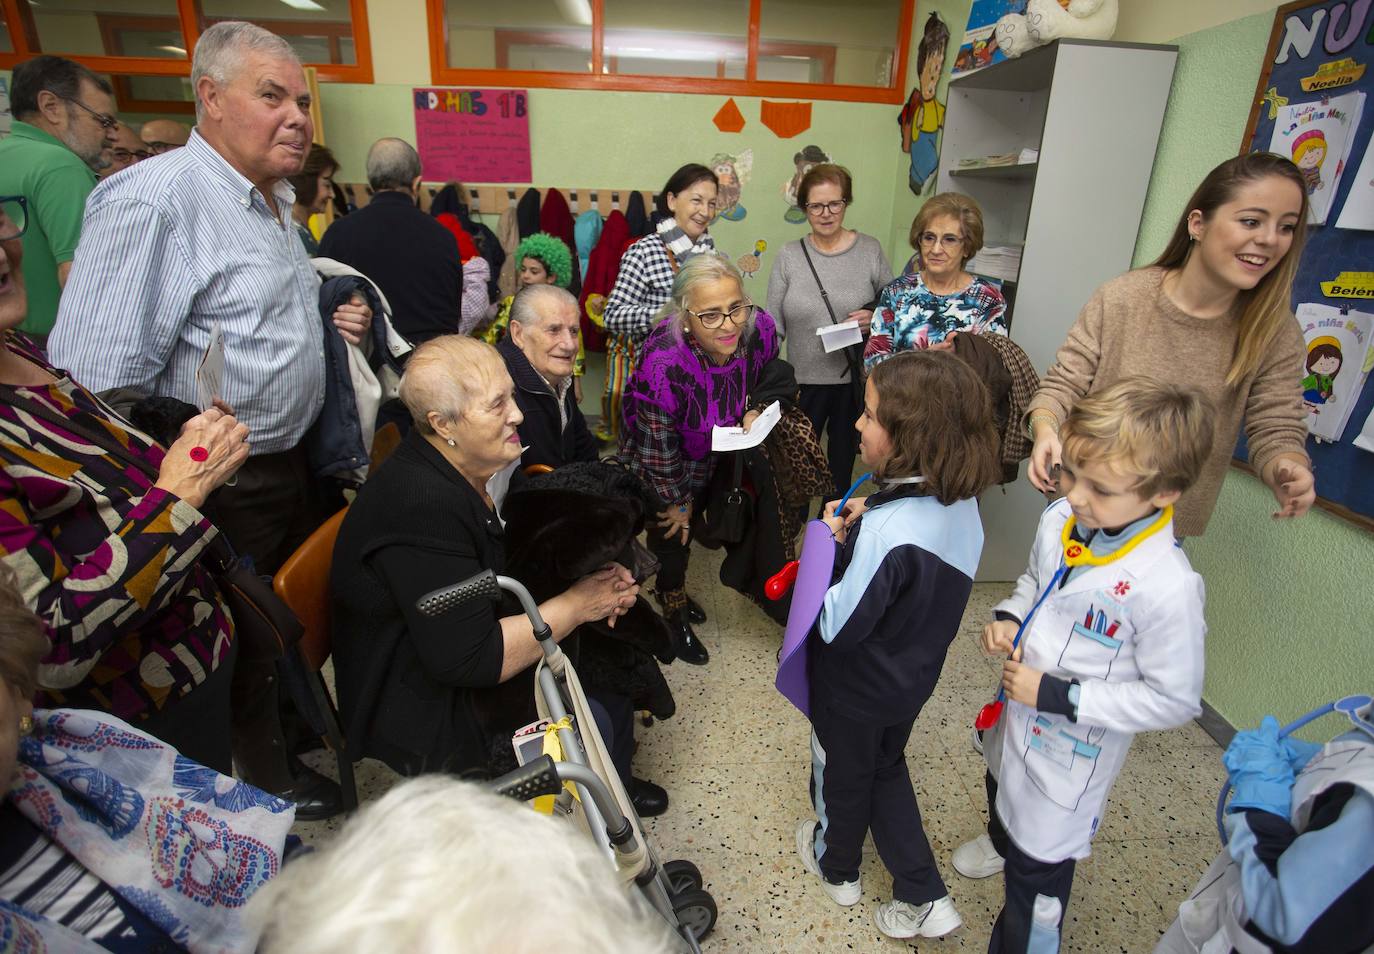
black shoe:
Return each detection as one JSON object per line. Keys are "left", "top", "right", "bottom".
{"left": 685, "top": 594, "right": 707, "bottom": 624}
{"left": 629, "top": 777, "right": 669, "bottom": 817}
{"left": 285, "top": 766, "right": 345, "bottom": 821}
{"left": 668, "top": 610, "right": 710, "bottom": 666}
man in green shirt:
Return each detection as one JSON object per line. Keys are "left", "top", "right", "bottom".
{"left": 0, "top": 56, "right": 116, "bottom": 340}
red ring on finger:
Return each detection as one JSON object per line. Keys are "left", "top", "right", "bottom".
{"left": 189, "top": 446, "right": 209, "bottom": 462}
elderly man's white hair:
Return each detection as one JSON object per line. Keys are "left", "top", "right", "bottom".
{"left": 248, "top": 776, "right": 679, "bottom": 954}
{"left": 509, "top": 283, "right": 579, "bottom": 327}
{"left": 191, "top": 21, "right": 300, "bottom": 121}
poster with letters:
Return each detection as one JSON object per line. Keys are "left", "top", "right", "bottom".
{"left": 413, "top": 88, "right": 531, "bottom": 184}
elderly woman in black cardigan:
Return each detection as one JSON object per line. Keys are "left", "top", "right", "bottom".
{"left": 330, "top": 336, "right": 650, "bottom": 789}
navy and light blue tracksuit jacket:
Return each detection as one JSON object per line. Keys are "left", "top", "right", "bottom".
{"left": 812, "top": 482, "right": 983, "bottom": 724}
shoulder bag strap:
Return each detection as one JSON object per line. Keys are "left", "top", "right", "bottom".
{"left": 799, "top": 239, "right": 840, "bottom": 326}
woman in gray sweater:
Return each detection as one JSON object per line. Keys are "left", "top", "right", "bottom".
{"left": 766, "top": 164, "right": 893, "bottom": 500}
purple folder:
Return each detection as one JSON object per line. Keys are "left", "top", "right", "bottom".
{"left": 774, "top": 520, "right": 837, "bottom": 718}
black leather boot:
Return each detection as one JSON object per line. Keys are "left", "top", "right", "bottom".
{"left": 667, "top": 608, "right": 710, "bottom": 666}
{"left": 684, "top": 594, "right": 708, "bottom": 624}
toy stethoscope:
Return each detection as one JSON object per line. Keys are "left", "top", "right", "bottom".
{"left": 765, "top": 472, "right": 873, "bottom": 600}
{"left": 1214, "top": 693, "right": 1374, "bottom": 844}
{"left": 973, "top": 505, "right": 1176, "bottom": 732}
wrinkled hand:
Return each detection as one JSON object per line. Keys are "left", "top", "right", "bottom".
{"left": 982, "top": 618, "right": 1019, "bottom": 657}
{"left": 1028, "top": 424, "right": 1063, "bottom": 494}
{"left": 1269, "top": 460, "right": 1315, "bottom": 519}
{"left": 929, "top": 331, "right": 958, "bottom": 353}
{"left": 569, "top": 563, "right": 639, "bottom": 629}
{"left": 156, "top": 407, "right": 250, "bottom": 509}
{"left": 1223, "top": 715, "right": 1297, "bottom": 817}
{"left": 332, "top": 293, "right": 373, "bottom": 346}
{"left": 848, "top": 309, "right": 874, "bottom": 338}
{"left": 1001, "top": 646, "right": 1042, "bottom": 707}
{"left": 656, "top": 500, "right": 692, "bottom": 545}
{"left": 742, "top": 409, "right": 761, "bottom": 432}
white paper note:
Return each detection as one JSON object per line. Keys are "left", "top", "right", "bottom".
{"left": 817, "top": 320, "right": 863, "bottom": 353}
{"left": 711, "top": 400, "right": 781, "bottom": 452}
{"left": 195, "top": 321, "right": 225, "bottom": 411}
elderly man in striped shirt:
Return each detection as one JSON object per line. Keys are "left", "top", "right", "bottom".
{"left": 49, "top": 20, "right": 370, "bottom": 819}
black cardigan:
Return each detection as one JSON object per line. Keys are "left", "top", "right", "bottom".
{"left": 497, "top": 335, "right": 598, "bottom": 471}
{"left": 330, "top": 429, "right": 517, "bottom": 776}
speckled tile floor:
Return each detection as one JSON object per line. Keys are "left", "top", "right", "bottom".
{"left": 294, "top": 542, "right": 1227, "bottom": 952}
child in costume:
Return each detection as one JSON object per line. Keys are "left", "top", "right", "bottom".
{"left": 796, "top": 351, "right": 1002, "bottom": 941}
{"left": 480, "top": 232, "right": 586, "bottom": 400}
{"left": 958, "top": 378, "right": 1213, "bottom": 954}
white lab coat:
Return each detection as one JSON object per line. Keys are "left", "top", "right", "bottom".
{"left": 994, "top": 499, "right": 1206, "bottom": 862}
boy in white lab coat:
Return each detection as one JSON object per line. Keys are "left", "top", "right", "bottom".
{"left": 965, "top": 378, "right": 1214, "bottom": 954}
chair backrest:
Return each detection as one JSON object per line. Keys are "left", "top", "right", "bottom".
{"left": 523, "top": 463, "right": 554, "bottom": 477}
{"left": 273, "top": 507, "right": 349, "bottom": 671}
{"left": 370, "top": 421, "right": 402, "bottom": 474}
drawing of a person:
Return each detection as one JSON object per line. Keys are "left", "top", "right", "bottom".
{"left": 1301, "top": 336, "right": 1342, "bottom": 408}
{"left": 898, "top": 13, "right": 952, "bottom": 195}
{"left": 712, "top": 151, "right": 750, "bottom": 222}
{"left": 1291, "top": 129, "right": 1328, "bottom": 193}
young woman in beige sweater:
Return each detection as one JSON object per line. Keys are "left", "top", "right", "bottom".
{"left": 1026, "top": 152, "right": 1315, "bottom": 536}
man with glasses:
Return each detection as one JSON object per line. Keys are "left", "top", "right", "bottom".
{"left": 140, "top": 118, "right": 192, "bottom": 153}
{"left": 0, "top": 56, "right": 116, "bottom": 343}
{"left": 105, "top": 122, "right": 153, "bottom": 176}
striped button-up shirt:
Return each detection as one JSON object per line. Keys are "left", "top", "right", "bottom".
{"left": 49, "top": 130, "right": 326, "bottom": 454}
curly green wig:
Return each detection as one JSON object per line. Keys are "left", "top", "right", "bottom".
{"left": 515, "top": 232, "right": 573, "bottom": 288}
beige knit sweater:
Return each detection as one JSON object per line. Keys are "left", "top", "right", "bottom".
{"left": 1029, "top": 267, "right": 1308, "bottom": 537}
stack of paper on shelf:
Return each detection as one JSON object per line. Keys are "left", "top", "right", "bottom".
{"left": 966, "top": 244, "right": 1023, "bottom": 282}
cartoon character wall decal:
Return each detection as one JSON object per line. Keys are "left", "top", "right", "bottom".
{"left": 899, "top": 13, "right": 953, "bottom": 195}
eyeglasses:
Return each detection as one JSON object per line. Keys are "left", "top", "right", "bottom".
{"left": 686, "top": 301, "right": 756, "bottom": 329}
{"left": 805, "top": 200, "right": 847, "bottom": 216}
{"left": 0, "top": 197, "right": 28, "bottom": 242}
{"left": 146, "top": 141, "right": 181, "bottom": 155}
{"left": 60, "top": 96, "right": 118, "bottom": 130}
{"left": 112, "top": 147, "right": 152, "bottom": 163}
{"left": 918, "top": 231, "right": 964, "bottom": 249}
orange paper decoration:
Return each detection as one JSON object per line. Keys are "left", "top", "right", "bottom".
{"left": 760, "top": 100, "right": 812, "bottom": 139}
{"left": 713, "top": 98, "right": 746, "bottom": 133}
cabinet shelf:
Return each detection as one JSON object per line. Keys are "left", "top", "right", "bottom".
{"left": 950, "top": 162, "right": 1037, "bottom": 181}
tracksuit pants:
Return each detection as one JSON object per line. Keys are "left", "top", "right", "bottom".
{"left": 985, "top": 772, "right": 1077, "bottom": 954}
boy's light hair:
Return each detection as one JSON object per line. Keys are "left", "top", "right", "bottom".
{"left": 1060, "top": 378, "right": 1215, "bottom": 498}
{"left": 249, "top": 776, "right": 678, "bottom": 954}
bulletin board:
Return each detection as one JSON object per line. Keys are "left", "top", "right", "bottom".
{"left": 413, "top": 88, "right": 532, "bottom": 184}
{"left": 1237, "top": 0, "right": 1374, "bottom": 531}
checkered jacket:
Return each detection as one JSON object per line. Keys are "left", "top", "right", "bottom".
{"left": 604, "top": 233, "right": 714, "bottom": 341}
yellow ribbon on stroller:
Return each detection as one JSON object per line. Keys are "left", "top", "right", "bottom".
{"left": 533, "top": 716, "right": 583, "bottom": 815}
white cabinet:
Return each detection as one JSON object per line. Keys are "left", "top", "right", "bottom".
{"left": 937, "top": 39, "right": 1179, "bottom": 580}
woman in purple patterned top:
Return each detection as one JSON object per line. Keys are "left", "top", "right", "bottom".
{"left": 621, "top": 255, "right": 794, "bottom": 665}
{"left": 0, "top": 194, "right": 249, "bottom": 773}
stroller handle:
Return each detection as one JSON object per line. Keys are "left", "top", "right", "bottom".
{"left": 416, "top": 569, "right": 553, "bottom": 642}
{"left": 489, "top": 755, "right": 637, "bottom": 850}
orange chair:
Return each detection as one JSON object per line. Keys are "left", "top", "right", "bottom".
{"left": 273, "top": 507, "right": 357, "bottom": 809}
{"left": 369, "top": 421, "right": 402, "bottom": 474}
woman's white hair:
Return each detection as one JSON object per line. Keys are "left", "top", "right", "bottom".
{"left": 248, "top": 776, "right": 679, "bottom": 954}
{"left": 398, "top": 335, "right": 506, "bottom": 434}
{"left": 191, "top": 21, "right": 300, "bottom": 121}
{"left": 654, "top": 253, "right": 754, "bottom": 345}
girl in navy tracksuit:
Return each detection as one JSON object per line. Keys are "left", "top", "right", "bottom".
{"left": 796, "top": 350, "right": 1002, "bottom": 941}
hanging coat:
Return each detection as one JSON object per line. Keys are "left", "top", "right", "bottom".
{"left": 516, "top": 187, "right": 541, "bottom": 239}
{"left": 624, "top": 191, "right": 651, "bottom": 238}
{"left": 574, "top": 209, "right": 603, "bottom": 282}
{"left": 540, "top": 188, "right": 580, "bottom": 296}
{"left": 578, "top": 209, "right": 631, "bottom": 353}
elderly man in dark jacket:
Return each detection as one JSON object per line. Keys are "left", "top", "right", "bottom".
{"left": 496, "top": 284, "right": 598, "bottom": 470}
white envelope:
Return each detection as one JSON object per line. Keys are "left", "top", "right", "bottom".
{"left": 817, "top": 320, "right": 862, "bottom": 353}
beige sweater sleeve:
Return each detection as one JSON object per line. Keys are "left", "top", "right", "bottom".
{"left": 1244, "top": 315, "right": 1310, "bottom": 476}
{"left": 1027, "top": 285, "right": 1106, "bottom": 424}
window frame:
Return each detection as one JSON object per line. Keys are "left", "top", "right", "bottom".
{"left": 426, "top": 0, "right": 914, "bottom": 105}
{"left": 0, "top": 0, "right": 373, "bottom": 85}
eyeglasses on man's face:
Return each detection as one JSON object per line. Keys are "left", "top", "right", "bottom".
{"left": 0, "top": 197, "right": 29, "bottom": 242}
{"left": 112, "top": 147, "right": 152, "bottom": 163}
{"left": 686, "top": 301, "right": 756, "bottom": 330}
{"left": 61, "top": 96, "right": 118, "bottom": 130}
{"left": 805, "top": 200, "right": 847, "bottom": 216}
{"left": 919, "top": 231, "right": 964, "bottom": 249}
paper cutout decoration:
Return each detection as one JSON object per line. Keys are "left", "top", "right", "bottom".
{"left": 1268, "top": 91, "right": 1366, "bottom": 225}
{"left": 781, "top": 144, "right": 832, "bottom": 224}
{"left": 1335, "top": 131, "right": 1374, "bottom": 231}
{"left": 899, "top": 12, "right": 953, "bottom": 195}
{"left": 775, "top": 520, "right": 838, "bottom": 716}
{"left": 1320, "top": 271, "right": 1374, "bottom": 297}
{"left": 1297, "top": 302, "right": 1374, "bottom": 442}
{"left": 736, "top": 239, "right": 767, "bottom": 278}
{"left": 1300, "top": 58, "right": 1365, "bottom": 92}
{"left": 713, "top": 98, "right": 746, "bottom": 133}
{"left": 711, "top": 149, "right": 753, "bottom": 222}
{"left": 1261, "top": 86, "right": 1289, "bottom": 120}
{"left": 761, "top": 100, "right": 812, "bottom": 139}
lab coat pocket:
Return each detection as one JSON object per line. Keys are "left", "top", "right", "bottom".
{"left": 1055, "top": 605, "right": 1124, "bottom": 680}
{"left": 1023, "top": 714, "right": 1102, "bottom": 812}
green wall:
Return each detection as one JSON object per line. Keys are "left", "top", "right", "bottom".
{"left": 1133, "top": 8, "right": 1374, "bottom": 741}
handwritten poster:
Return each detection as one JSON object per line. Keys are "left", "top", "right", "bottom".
{"left": 413, "top": 88, "right": 531, "bottom": 184}
{"left": 1296, "top": 302, "right": 1374, "bottom": 442}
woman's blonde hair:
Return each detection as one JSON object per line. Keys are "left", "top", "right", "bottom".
{"left": 1152, "top": 152, "right": 1309, "bottom": 386}
{"left": 908, "top": 192, "right": 985, "bottom": 267}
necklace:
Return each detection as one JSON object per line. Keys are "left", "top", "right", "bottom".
{"left": 1059, "top": 505, "right": 1174, "bottom": 567}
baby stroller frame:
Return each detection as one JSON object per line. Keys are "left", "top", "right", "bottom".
{"left": 416, "top": 569, "right": 717, "bottom": 950}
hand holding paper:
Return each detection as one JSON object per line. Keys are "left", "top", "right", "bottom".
{"left": 712, "top": 400, "right": 781, "bottom": 451}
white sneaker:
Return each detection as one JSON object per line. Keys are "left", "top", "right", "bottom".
{"left": 972, "top": 727, "right": 984, "bottom": 755}
{"left": 874, "top": 896, "right": 963, "bottom": 939}
{"left": 795, "top": 819, "right": 861, "bottom": 906}
{"left": 952, "top": 833, "right": 1005, "bottom": 879}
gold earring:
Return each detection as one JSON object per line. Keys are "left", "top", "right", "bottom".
{"left": 19, "top": 715, "right": 33, "bottom": 736}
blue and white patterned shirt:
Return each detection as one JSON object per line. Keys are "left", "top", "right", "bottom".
{"left": 862, "top": 272, "right": 1007, "bottom": 372}
{"left": 49, "top": 131, "right": 326, "bottom": 455}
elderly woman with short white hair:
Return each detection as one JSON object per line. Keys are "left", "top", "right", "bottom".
{"left": 621, "top": 255, "right": 797, "bottom": 664}
{"left": 330, "top": 336, "right": 639, "bottom": 777}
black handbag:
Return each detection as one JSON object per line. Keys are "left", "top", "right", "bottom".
{"left": 699, "top": 451, "right": 752, "bottom": 545}
{"left": 0, "top": 383, "right": 303, "bottom": 662}
{"left": 799, "top": 239, "right": 866, "bottom": 396}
